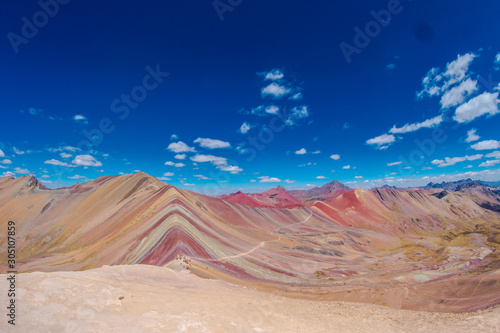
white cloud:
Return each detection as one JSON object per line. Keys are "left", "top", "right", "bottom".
{"left": 194, "top": 138, "right": 231, "bottom": 149}
{"left": 442, "top": 53, "right": 477, "bottom": 89}
{"left": 496, "top": 53, "right": 500, "bottom": 66}
{"left": 248, "top": 105, "right": 264, "bottom": 115}
{"left": 14, "top": 167, "right": 30, "bottom": 174}
{"left": 258, "top": 176, "right": 282, "bottom": 183}
{"left": 250, "top": 179, "right": 257, "bottom": 183}
{"left": 0, "top": 149, "right": 4, "bottom": 157}
{"left": 485, "top": 151, "right": 500, "bottom": 159}
{"left": 311, "top": 150, "right": 321, "bottom": 154}
{"left": 239, "top": 122, "right": 251, "bottom": 134}
{"left": 44, "top": 159, "right": 73, "bottom": 167}
{"left": 440, "top": 78, "right": 477, "bottom": 109}
{"left": 68, "top": 175, "right": 88, "bottom": 180}
{"left": 265, "top": 105, "right": 279, "bottom": 114}
{"left": 453, "top": 92, "right": 500, "bottom": 123}
{"left": 479, "top": 159, "right": 500, "bottom": 167}
{"left": 289, "top": 92, "right": 303, "bottom": 100}
{"left": 431, "top": 154, "right": 483, "bottom": 167}
{"left": 295, "top": 148, "right": 307, "bottom": 155}
{"left": 73, "top": 114, "right": 88, "bottom": 124}
{"left": 261, "top": 82, "right": 291, "bottom": 99}
{"left": 284, "top": 179, "right": 296, "bottom": 184}
{"left": 0, "top": 159, "right": 13, "bottom": 164}
{"left": 190, "top": 154, "right": 227, "bottom": 165}
{"left": 366, "top": 134, "right": 396, "bottom": 149}
{"left": 418, "top": 67, "right": 442, "bottom": 99}
{"left": 72, "top": 155, "right": 102, "bottom": 167}
{"left": 262, "top": 69, "right": 284, "bottom": 81}
{"left": 471, "top": 140, "right": 500, "bottom": 150}
{"left": 194, "top": 174, "right": 211, "bottom": 180}
{"left": 183, "top": 183, "right": 195, "bottom": 186}
{"left": 342, "top": 165, "right": 351, "bottom": 169}
{"left": 62, "top": 146, "right": 80, "bottom": 152}
{"left": 298, "top": 162, "right": 317, "bottom": 167}
{"left": 60, "top": 152, "right": 72, "bottom": 158}
{"left": 291, "top": 106, "right": 309, "bottom": 119}
{"left": 163, "top": 172, "right": 174, "bottom": 177}
{"left": 170, "top": 134, "right": 179, "bottom": 140}
{"left": 316, "top": 176, "right": 328, "bottom": 179}
{"left": 189, "top": 154, "right": 241, "bottom": 173}
{"left": 13, "top": 147, "right": 25, "bottom": 155}
{"left": 418, "top": 53, "right": 477, "bottom": 99}
{"left": 330, "top": 154, "right": 340, "bottom": 160}
{"left": 2, "top": 171, "right": 15, "bottom": 177}
{"left": 465, "top": 129, "right": 480, "bottom": 143}
{"left": 284, "top": 106, "right": 310, "bottom": 126}
{"left": 165, "top": 161, "right": 185, "bottom": 168}
{"left": 355, "top": 176, "right": 364, "bottom": 179}
{"left": 218, "top": 165, "right": 243, "bottom": 174}
{"left": 174, "top": 154, "right": 186, "bottom": 160}
{"left": 389, "top": 115, "right": 443, "bottom": 134}
{"left": 387, "top": 161, "right": 402, "bottom": 166}
{"left": 167, "top": 141, "right": 196, "bottom": 153}
{"left": 158, "top": 177, "right": 171, "bottom": 181}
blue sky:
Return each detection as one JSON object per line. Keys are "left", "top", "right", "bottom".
{"left": 1, "top": 0, "right": 500, "bottom": 194}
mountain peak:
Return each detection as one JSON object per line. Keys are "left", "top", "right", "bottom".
{"left": 321, "top": 179, "right": 352, "bottom": 192}
{"left": 423, "top": 178, "right": 487, "bottom": 191}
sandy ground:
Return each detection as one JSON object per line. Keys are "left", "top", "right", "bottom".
{"left": 1, "top": 265, "right": 499, "bottom": 333}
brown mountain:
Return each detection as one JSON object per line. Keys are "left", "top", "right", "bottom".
{"left": 1, "top": 173, "right": 500, "bottom": 313}
{"left": 219, "top": 185, "right": 304, "bottom": 208}
{"left": 289, "top": 179, "right": 352, "bottom": 203}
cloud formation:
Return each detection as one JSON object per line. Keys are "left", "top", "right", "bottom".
{"left": 389, "top": 115, "right": 443, "bottom": 134}
{"left": 431, "top": 154, "right": 483, "bottom": 167}
{"left": 465, "top": 129, "right": 480, "bottom": 143}
{"left": 167, "top": 141, "right": 196, "bottom": 153}
{"left": 72, "top": 155, "right": 102, "bottom": 167}
{"left": 239, "top": 122, "right": 251, "bottom": 134}
{"left": 258, "top": 176, "right": 282, "bottom": 183}
{"left": 261, "top": 82, "right": 291, "bottom": 99}
{"left": 194, "top": 138, "right": 231, "bottom": 149}
{"left": 366, "top": 134, "right": 396, "bottom": 149}
{"left": 453, "top": 92, "right": 500, "bottom": 123}
{"left": 471, "top": 140, "right": 500, "bottom": 151}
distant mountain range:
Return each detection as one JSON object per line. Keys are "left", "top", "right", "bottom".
{"left": 219, "top": 178, "right": 500, "bottom": 208}
{"left": 288, "top": 180, "right": 352, "bottom": 204}
{"left": 422, "top": 178, "right": 500, "bottom": 191}
{"left": 219, "top": 180, "right": 352, "bottom": 207}
{"left": 218, "top": 185, "right": 304, "bottom": 208}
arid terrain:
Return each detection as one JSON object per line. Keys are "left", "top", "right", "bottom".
{"left": 1, "top": 173, "right": 500, "bottom": 331}
{"left": 1, "top": 265, "right": 500, "bottom": 333}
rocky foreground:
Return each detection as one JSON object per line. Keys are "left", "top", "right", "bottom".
{"left": 1, "top": 264, "right": 499, "bottom": 333}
